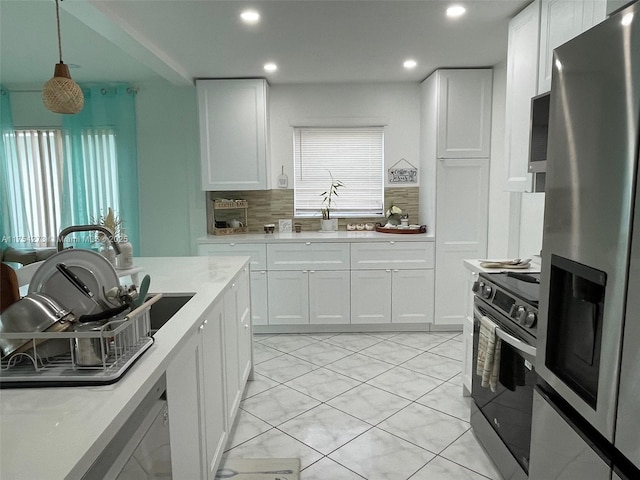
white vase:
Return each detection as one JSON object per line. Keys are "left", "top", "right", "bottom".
{"left": 321, "top": 219, "right": 334, "bottom": 231}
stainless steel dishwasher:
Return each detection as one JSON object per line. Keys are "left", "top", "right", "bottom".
{"left": 82, "top": 375, "right": 172, "bottom": 479}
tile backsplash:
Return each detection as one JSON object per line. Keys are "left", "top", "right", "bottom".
{"left": 206, "top": 187, "right": 419, "bottom": 234}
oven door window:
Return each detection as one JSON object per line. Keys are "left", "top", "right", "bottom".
{"left": 472, "top": 306, "right": 537, "bottom": 473}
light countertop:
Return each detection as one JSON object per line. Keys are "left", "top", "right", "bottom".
{"left": 197, "top": 231, "right": 435, "bottom": 243}
{"left": 0, "top": 256, "right": 249, "bottom": 480}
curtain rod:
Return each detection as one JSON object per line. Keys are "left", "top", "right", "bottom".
{"left": 2, "top": 87, "right": 139, "bottom": 94}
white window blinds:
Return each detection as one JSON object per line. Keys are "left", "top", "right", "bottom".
{"left": 293, "top": 126, "right": 384, "bottom": 217}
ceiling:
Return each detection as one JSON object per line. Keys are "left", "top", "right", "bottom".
{"left": 0, "top": 0, "right": 530, "bottom": 88}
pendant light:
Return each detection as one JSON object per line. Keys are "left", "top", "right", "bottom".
{"left": 42, "top": 0, "right": 84, "bottom": 114}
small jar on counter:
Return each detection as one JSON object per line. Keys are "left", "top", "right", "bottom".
{"left": 116, "top": 239, "right": 134, "bottom": 270}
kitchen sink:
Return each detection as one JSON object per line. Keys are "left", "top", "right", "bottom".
{"left": 148, "top": 294, "right": 195, "bottom": 335}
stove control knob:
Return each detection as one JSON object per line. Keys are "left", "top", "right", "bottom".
{"left": 472, "top": 281, "right": 481, "bottom": 293}
{"left": 482, "top": 285, "right": 492, "bottom": 299}
{"left": 514, "top": 306, "right": 527, "bottom": 324}
{"left": 524, "top": 311, "right": 537, "bottom": 328}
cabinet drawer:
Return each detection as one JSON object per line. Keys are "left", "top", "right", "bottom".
{"left": 197, "top": 243, "right": 267, "bottom": 270}
{"left": 267, "top": 243, "right": 350, "bottom": 271}
{"left": 351, "top": 242, "right": 434, "bottom": 270}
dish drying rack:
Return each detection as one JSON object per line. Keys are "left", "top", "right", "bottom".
{"left": 0, "top": 295, "right": 162, "bottom": 388}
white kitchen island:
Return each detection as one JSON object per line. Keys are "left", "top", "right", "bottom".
{"left": 0, "top": 256, "right": 251, "bottom": 480}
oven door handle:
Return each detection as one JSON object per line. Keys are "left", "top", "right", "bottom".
{"left": 474, "top": 306, "right": 537, "bottom": 357}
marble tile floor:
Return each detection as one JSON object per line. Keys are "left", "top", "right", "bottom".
{"left": 219, "top": 331, "right": 503, "bottom": 480}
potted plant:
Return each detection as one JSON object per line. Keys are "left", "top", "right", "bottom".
{"left": 320, "top": 173, "right": 344, "bottom": 231}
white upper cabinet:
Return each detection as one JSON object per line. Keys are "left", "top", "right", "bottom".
{"left": 538, "top": 0, "right": 607, "bottom": 94}
{"left": 504, "top": 0, "right": 541, "bottom": 192}
{"left": 538, "top": 0, "right": 585, "bottom": 94}
{"left": 436, "top": 69, "right": 493, "bottom": 158}
{"left": 197, "top": 79, "right": 270, "bottom": 191}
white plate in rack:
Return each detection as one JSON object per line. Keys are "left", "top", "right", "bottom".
{"left": 28, "top": 249, "right": 119, "bottom": 316}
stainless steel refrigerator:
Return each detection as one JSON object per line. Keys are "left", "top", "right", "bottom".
{"left": 532, "top": 1, "right": 640, "bottom": 479}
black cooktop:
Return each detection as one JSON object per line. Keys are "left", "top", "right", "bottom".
{"left": 480, "top": 271, "right": 541, "bottom": 307}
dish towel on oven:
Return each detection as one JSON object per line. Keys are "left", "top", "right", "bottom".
{"left": 476, "top": 315, "right": 502, "bottom": 392}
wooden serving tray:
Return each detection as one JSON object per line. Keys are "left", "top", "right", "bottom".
{"left": 375, "top": 225, "right": 427, "bottom": 234}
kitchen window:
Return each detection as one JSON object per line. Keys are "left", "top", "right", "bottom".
{"left": 2, "top": 128, "right": 120, "bottom": 247}
{"left": 293, "top": 126, "right": 384, "bottom": 218}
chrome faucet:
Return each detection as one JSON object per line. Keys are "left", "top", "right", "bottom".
{"left": 57, "top": 224, "right": 122, "bottom": 255}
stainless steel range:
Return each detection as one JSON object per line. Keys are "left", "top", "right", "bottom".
{"left": 471, "top": 271, "right": 539, "bottom": 480}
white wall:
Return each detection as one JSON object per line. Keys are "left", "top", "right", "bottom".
{"left": 135, "top": 82, "right": 205, "bottom": 256}
{"left": 268, "top": 83, "right": 421, "bottom": 189}
{"left": 487, "top": 61, "right": 511, "bottom": 258}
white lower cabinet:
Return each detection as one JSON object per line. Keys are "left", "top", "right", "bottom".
{"left": 199, "top": 239, "right": 435, "bottom": 329}
{"left": 223, "top": 279, "right": 241, "bottom": 428}
{"left": 236, "top": 267, "right": 253, "bottom": 383}
{"left": 267, "top": 270, "right": 309, "bottom": 324}
{"left": 351, "top": 270, "right": 392, "bottom": 324}
{"left": 392, "top": 269, "right": 435, "bottom": 323}
{"left": 267, "top": 270, "right": 350, "bottom": 325}
{"left": 166, "top": 301, "right": 226, "bottom": 479}
{"left": 462, "top": 268, "right": 478, "bottom": 396}
{"left": 250, "top": 271, "right": 268, "bottom": 326}
{"left": 308, "top": 270, "right": 351, "bottom": 324}
{"left": 166, "top": 265, "right": 252, "bottom": 480}
{"left": 351, "top": 269, "right": 434, "bottom": 324}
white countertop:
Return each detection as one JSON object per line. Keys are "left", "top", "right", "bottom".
{"left": 197, "top": 231, "right": 435, "bottom": 244}
{"left": 0, "top": 256, "right": 249, "bottom": 480}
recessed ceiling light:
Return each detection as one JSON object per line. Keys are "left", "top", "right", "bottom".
{"left": 446, "top": 5, "right": 466, "bottom": 18}
{"left": 403, "top": 59, "right": 417, "bottom": 69}
{"left": 264, "top": 63, "right": 278, "bottom": 72}
{"left": 240, "top": 9, "right": 260, "bottom": 24}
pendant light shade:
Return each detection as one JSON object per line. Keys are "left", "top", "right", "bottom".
{"left": 42, "top": 0, "right": 84, "bottom": 114}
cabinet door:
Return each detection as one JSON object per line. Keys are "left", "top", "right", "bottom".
{"left": 351, "top": 270, "right": 391, "bottom": 324}
{"left": 504, "top": 0, "right": 541, "bottom": 191}
{"left": 197, "top": 79, "right": 269, "bottom": 191}
{"left": 200, "top": 302, "right": 226, "bottom": 478}
{"left": 436, "top": 69, "right": 493, "bottom": 158}
{"left": 308, "top": 270, "right": 351, "bottom": 324}
{"left": 223, "top": 284, "right": 240, "bottom": 428}
{"left": 166, "top": 333, "right": 205, "bottom": 479}
{"left": 462, "top": 270, "right": 478, "bottom": 396}
{"left": 197, "top": 243, "right": 267, "bottom": 270}
{"left": 236, "top": 267, "right": 253, "bottom": 385}
{"left": 250, "top": 270, "right": 268, "bottom": 326}
{"left": 538, "top": 0, "right": 584, "bottom": 93}
{"left": 267, "top": 242, "right": 350, "bottom": 271}
{"left": 267, "top": 271, "right": 309, "bottom": 324}
{"left": 435, "top": 159, "right": 488, "bottom": 325}
{"left": 581, "top": 0, "right": 606, "bottom": 32}
{"left": 391, "top": 269, "right": 434, "bottom": 324}
{"left": 350, "top": 241, "right": 434, "bottom": 270}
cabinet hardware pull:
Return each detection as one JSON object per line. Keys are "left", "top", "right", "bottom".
{"left": 199, "top": 324, "right": 204, "bottom": 331}
{"left": 230, "top": 243, "right": 235, "bottom": 246}
{"left": 305, "top": 242, "right": 311, "bottom": 245}
{"left": 390, "top": 241, "right": 395, "bottom": 245}
{"left": 204, "top": 319, "right": 208, "bottom": 325}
